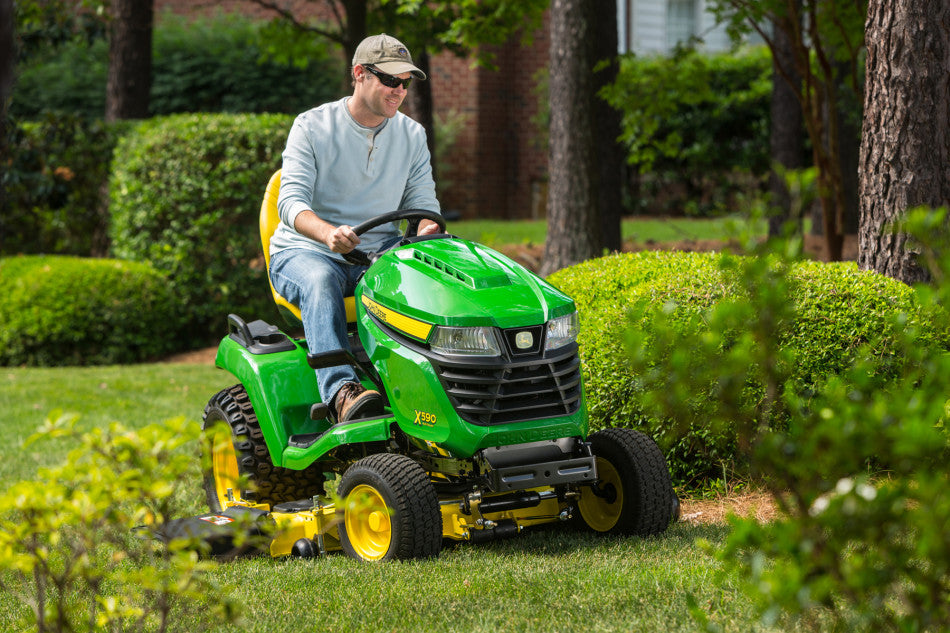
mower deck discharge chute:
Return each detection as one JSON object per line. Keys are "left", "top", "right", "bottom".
{"left": 199, "top": 171, "right": 678, "bottom": 561}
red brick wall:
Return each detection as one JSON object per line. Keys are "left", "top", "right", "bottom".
{"left": 155, "top": 1, "right": 550, "bottom": 219}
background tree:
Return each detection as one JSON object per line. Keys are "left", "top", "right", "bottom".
{"left": 859, "top": 0, "right": 950, "bottom": 284}
{"left": 540, "top": 0, "right": 601, "bottom": 275}
{"left": 767, "top": 4, "right": 803, "bottom": 237}
{"left": 1, "top": 0, "right": 13, "bottom": 159}
{"left": 104, "top": 0, "right": 152, "bottom": 121}
{"left": 593, "top": 6, "right": 623, "bottom": 253}
{"left": 710, "top": 0, "right": 866, "bottom": 260}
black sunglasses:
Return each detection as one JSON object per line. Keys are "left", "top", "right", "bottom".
{"left": 364, "top": 65, "right": 412, "bottom": 90}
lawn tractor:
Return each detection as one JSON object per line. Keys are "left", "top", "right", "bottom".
{"left": 199, "top": 171, "right": 678, "bottom": 561}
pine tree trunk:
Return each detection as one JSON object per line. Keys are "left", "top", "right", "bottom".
{"left": 592, "top": 7, "right": 623, "bottom": 253}
{"left": 105, "top": 0, "right": 153, "bottom": 121}
{"left": 541, "top": 0, "right": 601, "bottom": 276}
{"left": 768, "top": 9, "right": 803, "bottom": 236}
{"left": 859, "top": 0, "right": 950, "bottom": 283}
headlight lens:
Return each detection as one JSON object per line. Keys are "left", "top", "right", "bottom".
{"left": 544, "top": 312, "right": 579, "bottom": 351}
{"left": 430, "top": 326, "right": 503, "bottom": 356}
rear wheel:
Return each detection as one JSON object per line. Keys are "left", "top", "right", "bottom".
{"left": 576, "top": 428, "right": 674, "bottom": 536}
{"left": 202, "top": 384, "right": 325, "bottom": 511}
{"left": 338, "top": 453, "right": 441, "bottom": 561}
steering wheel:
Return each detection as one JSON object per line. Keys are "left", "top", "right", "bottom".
{"left": 342, "top": 209, "right": 447, "bottom": 266}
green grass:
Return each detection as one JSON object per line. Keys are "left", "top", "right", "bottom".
{"left": 447, "top": 216, "right": 764, "bottom": 247}
{"left": 0, "top": 362, "right": 779, "bottom": 632}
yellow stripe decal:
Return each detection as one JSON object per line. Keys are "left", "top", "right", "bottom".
{"left": 361, "top": 296, "right": 433, "bottom": 341}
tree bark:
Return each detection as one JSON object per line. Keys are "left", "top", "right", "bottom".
{"left": 105, "top": 0, "right": 153, "bottom": 121}
{"left": 859, "top": 0, "right": 950, "bottom": 283}
{"left": 541, "top": 0, "right": 601, "bottom": 276}
{"left": 768, "top": 8, "right": 803, "bottom": 237}
{"left": 406, "top": 50, "right": 437, "bottom": 180}
{"left": 592, "top": 6, "right": 623, "bottom": 253}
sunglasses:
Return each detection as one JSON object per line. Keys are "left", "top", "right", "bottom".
{"left": 364, "top": 65, "right": 412, "bottom": 90}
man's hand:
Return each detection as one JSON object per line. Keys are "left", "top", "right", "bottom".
{"left": 325, "top": 224, "right": 361, "bottom": 254}
{"left": 417, "top": 219, "right": 442, "bottom": 236}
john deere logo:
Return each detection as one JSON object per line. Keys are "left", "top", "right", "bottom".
{"left": 515, "top": 331, "right": 533, "bottom": 349}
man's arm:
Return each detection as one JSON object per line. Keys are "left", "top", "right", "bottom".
{"left": 293, "top": 209, "right": 362, "bottom": 254}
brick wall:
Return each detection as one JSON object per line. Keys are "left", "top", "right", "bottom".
{"left": 155, "top": 1, "right": 550, "bottom": 219}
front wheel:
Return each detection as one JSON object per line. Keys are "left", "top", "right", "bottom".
{"left": 338, "top": 453, "right": 442, "bottom": 561}
{"left": 576, "top": 428, "right": 674, "bottom": 536}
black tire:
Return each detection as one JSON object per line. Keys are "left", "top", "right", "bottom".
{"left": 576, "top": 428, "right": 674, "bottom": 537}
{"left": 337, "top": 453, "right": 442, "bottom": 561}
{"left": 201, "top": 384, "right": 325, "bottom": 512}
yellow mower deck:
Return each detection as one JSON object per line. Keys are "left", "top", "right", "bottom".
{"left": 223, "top": 485, "right": 578, "bottom": 558}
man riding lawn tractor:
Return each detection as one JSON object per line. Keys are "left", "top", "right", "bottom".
{"left": 198, "top": 34, "right": 678, "bottom": 561}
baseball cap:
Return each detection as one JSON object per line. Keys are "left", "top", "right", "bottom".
{"left": 352, "top": 33, "right": 427, "bottom": 80}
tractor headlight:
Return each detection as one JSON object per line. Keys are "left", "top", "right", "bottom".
{"left": 544, "top": 312, "right": 579, "bottom": 351}
{"left": 430, "top": 326, "right": 503, "bottom": 356}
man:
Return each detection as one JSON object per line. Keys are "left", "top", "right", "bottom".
{"left": 269, "top": 33, "right": 441, "bottom": 424}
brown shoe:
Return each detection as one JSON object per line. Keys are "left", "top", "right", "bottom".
{"left": 334, "top": 382, "right": 383, "bottom": 423}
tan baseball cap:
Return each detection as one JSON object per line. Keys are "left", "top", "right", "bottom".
{"left": 352, "top": 33, "right": 427, "bottom": 80}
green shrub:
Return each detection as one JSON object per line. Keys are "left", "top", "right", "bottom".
{"left": 10, "top": 12, "right": 339, "bottom": 120}
{"left": 549, "top": 250, "right": 947, "bottom": 486}
{"left": 603, "top": 46, "right": 776, "bottom": 216}
{"left": 1, "top": 114, "right": 130, "bottom": 256}
{"left": 0, "top": 255, "right": 179, "bottom": 366}
{"left": 109, "top": 113, "right": 290, "bottom": 348}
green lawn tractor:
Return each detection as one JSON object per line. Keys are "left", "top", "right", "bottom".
{"left": 199, "top": 171, "right": 677, "bottom": 561}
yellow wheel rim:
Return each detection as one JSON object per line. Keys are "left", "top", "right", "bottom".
{"left": 578, "top": 457, "right": 624, "bottom": 532}
{"left": 209, "top": 425, "right": 241, "bottom": 506}
{"left": 345, "top": 484, "right": 393, "bottom": 560}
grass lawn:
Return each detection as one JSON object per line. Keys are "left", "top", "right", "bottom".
{"left": 0, "top": 363, "right": 777, "bottom": 632}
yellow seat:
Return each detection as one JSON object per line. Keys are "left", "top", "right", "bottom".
{"left": 260, "top": 170, "right": 357, "bottom": 328}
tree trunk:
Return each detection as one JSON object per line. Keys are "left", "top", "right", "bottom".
{"left": 768, "top": 8, "right": 803, "bottom": 237}
{"left": 859, "top": 0, "right": 950, "bottom": 283}
{"left": 406, "top": 50, "right": 437, "bottom": 180}
{"left": 592, "top": 6, "right": 623, "bottom": 253}
{"left": 541, "top": 0, "right": 601, "bottom": 276}
{"left": 105, "top": 0, "right": 153, "bottom": 121}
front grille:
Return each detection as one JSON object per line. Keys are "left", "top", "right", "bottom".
{"left": 433, "top": 349, "right": 582, "bottom": 426}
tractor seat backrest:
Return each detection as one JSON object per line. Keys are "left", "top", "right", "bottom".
{"left": 260, "top": 169, "right": 357, "bottom": 327}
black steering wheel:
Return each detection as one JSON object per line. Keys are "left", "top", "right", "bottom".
{"left": 342, "top": 209, "right": 447, "bottom": 266}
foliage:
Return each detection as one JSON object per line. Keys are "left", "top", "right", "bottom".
{"left": 547, "top": 246, "right": 947, "bottom": 487}
{"left": 0, "top": 411, "right": 240, "bottom": 632}
{"left": 622, "top": 210, "right": 950, "bottom": 630}
{"left": 0, "top": 255, "right": 180, "bottom": 366}
{"left": 109, "top": 113, "right": 290, "bottom": 348}
{"left": 12, "top": 0, "right": 107, "bottom": 64}
{"left": 705, "top": 0, "right": 867, "bottom": 258}
{"left": 602, "top": 46, "right": 773, "bottom": 216}
{"left": 10, "top": 12, "right": 339, "bottom": 120}
{"left": 1, "top": 113, "right": 129, "bottom": 256}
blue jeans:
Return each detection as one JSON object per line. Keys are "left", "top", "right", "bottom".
{"left": 268, "top": 247, "right": 372, "bottom": 406}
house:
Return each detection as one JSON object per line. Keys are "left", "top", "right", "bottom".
{"left": 156, "top": 0, "right": 738, "bottom": 219}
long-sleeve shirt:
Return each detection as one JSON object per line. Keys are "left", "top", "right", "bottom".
{"left": 272, "top": 96, "right": 440, "bottom": 260}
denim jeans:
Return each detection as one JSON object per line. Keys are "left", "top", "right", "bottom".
{"left": 268, "top": 247, "right": 373, "bottom": 406}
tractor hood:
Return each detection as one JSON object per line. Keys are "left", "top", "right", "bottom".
{"left": 358, "top": 237, "right": 576, "bottom": 335}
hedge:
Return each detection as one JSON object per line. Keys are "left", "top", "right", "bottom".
{"left": 0, "top": 256, "right": 179, "bottom": 366}
{"left": 549, "top": 251, "right": 948, "bottom": 485}
{"left": 10, "top": 13, "right": 339, "bottom": 120}
{"left": 109, "top": 112, "right": 291, "bottom": 348}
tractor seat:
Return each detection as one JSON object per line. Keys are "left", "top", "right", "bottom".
{"left": 260, "top": 169, "right": 357, "bottom": 328}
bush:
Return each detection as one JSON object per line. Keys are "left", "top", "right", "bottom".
{"left": 548, "top": 250, "right": 947, "bottom": 486}
{"left": 0, "top": 412, "right": 241, "bottom": 631}
{"left": 1, "top": 113, "right": 130, "bottom": 256}
{"left": 602, "top": 46, "right": 776, "bottom": 216}
{"left": 0, "top": 255, "right": 179, "bottom": 366}
{"left": 10, "top": 12, "right": 339, "bottom": 120}
{"left": 109, "top": 113, "right": 290, "bottom": 348}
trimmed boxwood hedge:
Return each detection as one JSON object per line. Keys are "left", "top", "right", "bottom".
{"left": 0, "top": 255, "right": 179, "bottom": 366}
{"left": 109, "top": 113, "right": 292, "bottom": 348}
{"left": 549, "top": 251, "right": 948, "bottom": 485}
